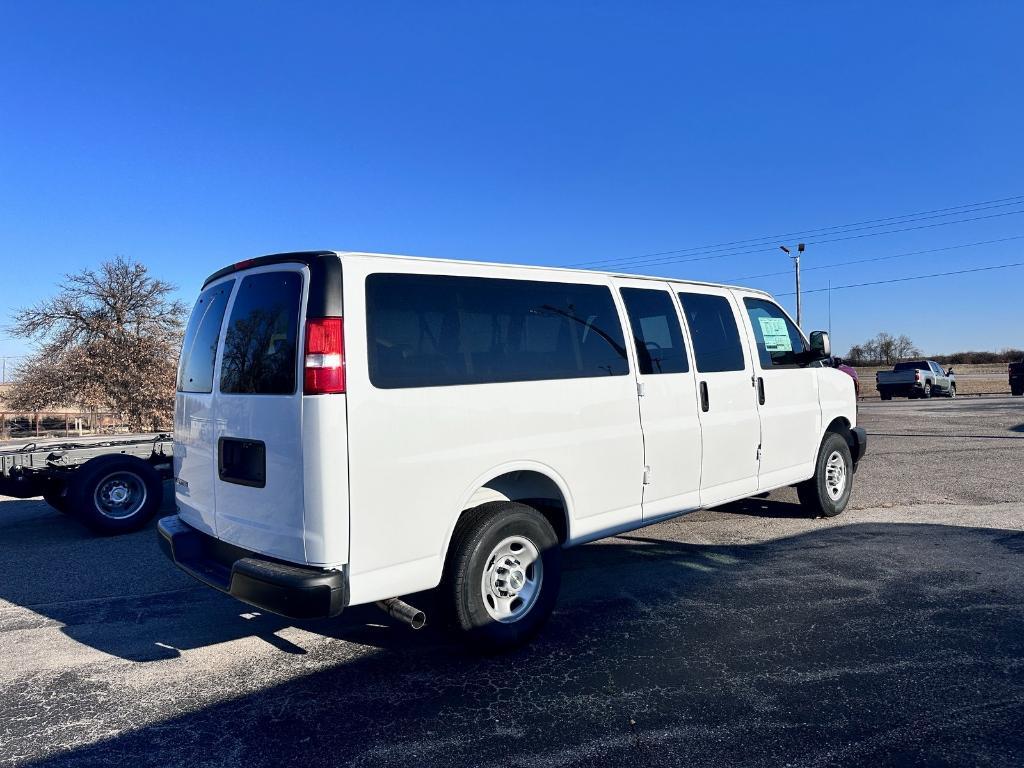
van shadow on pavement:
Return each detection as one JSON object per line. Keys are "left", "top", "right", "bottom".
{"left": 4, "top": 499, "right": 1023, "bottom": 767}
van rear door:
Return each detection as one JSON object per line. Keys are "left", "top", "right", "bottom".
{"left": 175, "top": 279, "right": 235, "bottom": 535}
{"left": 212, "top": 266, "right": 309, "bottom": 562}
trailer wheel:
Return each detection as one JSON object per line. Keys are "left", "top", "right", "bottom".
{"left": 441, "top": 501, "right": 561, "bottom": 652}
{"left": 67, "top": 454, "right": 163, "bottom": 535}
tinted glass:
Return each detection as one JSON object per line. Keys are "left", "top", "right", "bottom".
{"left": 743, "top": 297, "right": 808, "bottom": 368}
{"left": 894, "top": 361, "right": 926, "bottom": 371}
{"left": 366, "top": 274, "right": 629, "bottom": 388}
{"left": 177, "top": 281, "right": 234, "bottom": 393}
{"left": 220, "top": 272, "right": 302, "bottom": 394}
{"left": 620, "top": 288, "right": 689, "bottom": 375}
{"left": 678, "top": 292, "right": 745, "bottom": 373}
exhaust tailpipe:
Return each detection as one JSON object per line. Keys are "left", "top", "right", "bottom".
{"left": 376, "top": 598, "right": 426, "bottom": 630}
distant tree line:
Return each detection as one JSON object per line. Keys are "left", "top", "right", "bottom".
{"left": 845, "top": 332, "right": 1024, "bottom": 367}
{"left": 930, "top": 348, "right": 1024, "bottom": 365}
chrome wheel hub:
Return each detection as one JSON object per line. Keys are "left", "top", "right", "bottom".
{"left": 480, "top": 535, "right": 543, "bottom": 623}
{"left": 94, "top": 471, "right": 147, "bottom": 519}
{"left": 824, "top": 451, "right": 847, "bottom": 501}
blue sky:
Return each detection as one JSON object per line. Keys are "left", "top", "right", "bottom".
{"left": 2, "top": 2, "right": 1022, "bottom": 364}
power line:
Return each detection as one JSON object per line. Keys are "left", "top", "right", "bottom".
{"left": 569, "top": 193, "right": 1024, "bottom": 268}
{"left": 774, "top": 261, "right": 1024, "bottom": 297}
{"left": 598, "top": 208, "right": 1024, "bottom": 272}
{"left": 723, "top": 234, "right": 1024, "bottom": 282}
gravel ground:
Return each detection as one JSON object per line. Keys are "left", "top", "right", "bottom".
{"left": 1, "top": 396, "right": 1022, "bottom": 767}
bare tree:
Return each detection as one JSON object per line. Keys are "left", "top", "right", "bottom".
{"left": 892, "top": 334, "right": 921, "bottom": 361}
{"left": 7, "top": 257, "right": 187, "bottom": 431}
{"left": 847, "top": 332, "right": 921, "bottom": 366}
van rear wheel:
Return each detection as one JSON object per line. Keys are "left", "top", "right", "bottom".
{"left": 441, "top": 501, "right": 561, "bottom": 652}
{"left": 797, "top": 431, "right": 853, "bottom": 518}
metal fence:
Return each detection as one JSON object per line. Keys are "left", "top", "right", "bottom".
{"left": 0, "top": 412, "right": 127, "bottom": 441}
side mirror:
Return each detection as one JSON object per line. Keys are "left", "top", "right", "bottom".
{"left": 809, "top": 331, "right": 831, "bottom": 360}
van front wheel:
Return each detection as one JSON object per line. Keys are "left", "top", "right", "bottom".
{"left": 797, "top": 432, "right": 853, "bottom": 518}
{"left": 442, "top": 501, "right": 561, "bottom": 652}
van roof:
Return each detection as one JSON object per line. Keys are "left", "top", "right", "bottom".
{"left": 203, "top": 249, "right": 772, "bottom": 298}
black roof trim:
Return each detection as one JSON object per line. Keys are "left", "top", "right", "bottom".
{"left": 203, "top": 251, "right": 343, "bottom": 316}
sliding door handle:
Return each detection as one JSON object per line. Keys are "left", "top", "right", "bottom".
{"left": 700, "top": 381, "right": 710, "bottom": 412}
{"left": 757, "top": 377, "right": 765, "bottom": 405}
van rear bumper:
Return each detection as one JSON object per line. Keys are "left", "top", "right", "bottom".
{"left": 157, "top": 515, "right": 347, "bottom": 620}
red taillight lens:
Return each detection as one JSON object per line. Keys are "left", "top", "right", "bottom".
{"left": 915, "top": 371, "right": 920, "bottom": 381}
{"left": 304, "top": 317, "right": 345, "bottom": 394}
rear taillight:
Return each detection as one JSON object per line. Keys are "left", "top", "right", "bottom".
{"left": 915, "top": 371, "right": 921, "bottom": 381}
{"left": 304, "top": 317, "right": 345, "bottom": 394}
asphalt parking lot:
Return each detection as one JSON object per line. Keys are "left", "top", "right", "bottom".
{"left": 1, "top": 396, "right": 1022, "bottom": 767}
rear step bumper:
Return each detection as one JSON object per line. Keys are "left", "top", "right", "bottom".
{"left": 158, "top": 515, "right": 348, "bottom": 619}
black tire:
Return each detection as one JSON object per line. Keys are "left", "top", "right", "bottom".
{"left": 797, "top": 431, "right": 853, "bottom": 518}
{"left": 1012, "top": 387, "right": 1023, "bottom": 397}
{"left": 922, "top": 382, "right": 932, "bottom": 398}
{"left": 948, "top": 383, "right": 956, "bottom": 399}
{"left": 880, "top": 392, "right": 892, "bottom": 401}
{"left": 43, "top": 486, "right": 72, "bottom": 514}
{"left": 67, "top": 454, "right": 163, "bottom": 535}
{"left": 441, "top": 501, "right": 561, "bottom": 652}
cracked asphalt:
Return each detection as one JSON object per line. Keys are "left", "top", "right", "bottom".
{"left": 1, "top": 395, "right": 1022, "bottom": 767}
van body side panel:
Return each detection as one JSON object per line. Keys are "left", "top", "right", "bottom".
{"left": 300, "top": 395, "right": 350, "bottom": 566}
{"left": 173, "top": 396, "right": 218, "bottom": 536}
{"left": 816, "top": 368, "right": 858, "bottom": 437}
{"left": 342, "top": 256, "right": 644, "bottom": 605}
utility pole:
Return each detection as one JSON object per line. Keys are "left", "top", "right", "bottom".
{"left": 779, "top": 243, "right": 805, "bottom": 328}
{"left": 828, "top": 278, "right": 832, "bottom": 338}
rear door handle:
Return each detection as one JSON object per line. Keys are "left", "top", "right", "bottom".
{"left": 700, "top": 381, "right": 710, "bottom": 412}
{"left": 757, "top": 377, "right": 765, "bottom": 405}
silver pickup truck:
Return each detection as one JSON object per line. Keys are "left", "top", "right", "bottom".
{"left": 876, "top": 360, "right": 956, "bottom": 400}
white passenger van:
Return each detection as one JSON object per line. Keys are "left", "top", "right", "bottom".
{"left": 160, "top": 251, "right": 866, "bottom": 650}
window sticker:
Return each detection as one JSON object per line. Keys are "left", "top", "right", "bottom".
{"left": 758, "top": 316, "right": 792, "bottom": 352}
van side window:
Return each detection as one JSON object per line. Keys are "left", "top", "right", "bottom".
{"left": 366, "top": 274, "right": 629, "bottom": 388}
{"left": 177, "top": 280, "right": 234, "bottom": 394}
{"left": 677, "top": 292, "right": 745, "bottom": 373}
{"left": 620, "top": 288, "right": 689, "bottom": 375}
{"left": 742, "top": 297, "right": 808, "bottom": 368}
{"left": 220, "top": 272, "right": 302, "bottom": 395}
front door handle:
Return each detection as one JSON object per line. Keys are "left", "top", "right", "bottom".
{"left": 700, "top": 381, "right": 710, "bottom": 412}
{"left": 757, "top": 377, "right": 765, "bottom": 405}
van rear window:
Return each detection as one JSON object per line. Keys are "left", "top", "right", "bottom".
{"left": 220, "top": 272, "right": 302, "bottom": 395}
{"left": 366, "top": 274, "right": 629, "bottom": 388}
{"left": 177, "top": 280, "right": 234, "bottom": 393}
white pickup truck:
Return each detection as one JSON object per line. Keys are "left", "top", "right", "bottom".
{"left": 876, "top": 360, "right": 956, "bottom": 400}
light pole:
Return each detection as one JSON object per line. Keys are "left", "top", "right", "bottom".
{"left": 779, "top": 243, "right": 805, "bottom": 328}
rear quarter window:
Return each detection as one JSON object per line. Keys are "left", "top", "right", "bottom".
{"left": 220, "top": 272, "right": 302, "bottom": 395}
{"left": 366, "top": 273, "right": 629, "bottom": 388}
